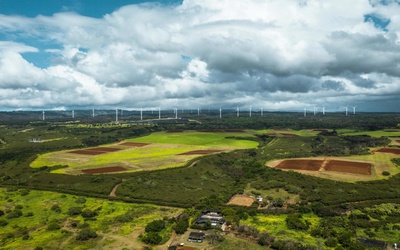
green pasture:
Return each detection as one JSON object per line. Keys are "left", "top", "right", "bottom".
{"left": 255, "top": 129, "right": 319, "bottom": 137}
{"left": 0, "top": 188, "right": 182, "bottom": 250}
{"left": 31, "top": 131, "right": 259, "bottom": 174}
{"left": 127, "top": 131, "right": 258, "bottom": 147}
{"left": 242, "top": 214, "right": 321, "bottom": 246}
{"left": 337, "top": 129, "right": 400, "bottom": 137}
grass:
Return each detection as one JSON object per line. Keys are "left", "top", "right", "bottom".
{"left": 338, "top": 129, "right": 400, "bottom": 137}
{"left": 241, "top": 214, "right": 321, "bottom": 246}
{"left": 128, "top": 131, "right": 258, "bottom": 147}
{"left": 31, "top": 131, "right": 259, "bottom": 174}
{"left": 0, "top": 188, "right": 182, "bottom": 250}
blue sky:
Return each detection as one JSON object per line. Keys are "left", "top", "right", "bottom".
{"left": 1, "top": 0, "right": 400, "bottom": 112}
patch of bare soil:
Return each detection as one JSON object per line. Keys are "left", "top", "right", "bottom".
{"left": 227, "top": 195, "right": 255, "bottom": 207}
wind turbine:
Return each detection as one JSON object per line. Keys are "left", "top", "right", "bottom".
{"left": 322, "top": 106, "right": 325, "bottom": 115}
{"left": 158, "top": 107, "right": 161, "bottom": 120}
{"left": 313, "top": 106, "right": 317, "bottom": 116}
{"left": 42, "top": 111, "right": 45, "bottom": 121}
{"left": 72, "top": 110, "right": 75, "bottom": 119}
{"left": 345, "top": 106, "right": 348, "bottom": 116}
{"left": 197, "top": 108, "right": 200, "bottom": 116}
{"left": 352, "top": 106, "right": 356, "bottom": 115}
{"left": 92, "top": 109, "right": 95, "bottom": 118}
{"left": 304, "top": 107, "right": 307, "bottom": 117}
{"left": 174, "top": 108, "right": 178, "bottom": 119}
{"left": 249, "top": 106, "right": 252, "bottom": 117}
{"left": 140, "top": 107, "right": 143, "bottom": 120}
{"left": 219, "top": 107, "right": 222, "bottom": 118}
{"left": 261, "top": 108, "right": 263, "bottom": 116}
{"left": 115, "top": 108, "right": 118, "bottom": 123}
{"left": 236, "top": 106, "right": 240, "bottom": 117}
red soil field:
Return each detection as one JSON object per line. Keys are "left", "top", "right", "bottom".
{"left": 227, "top": 195, "right": 255, "bottom": 207}
{"left": 119, "top": 142, "right": 150, "bottom": 147}
{"left": 68, "top": 147, "right": 121, "bottom": 155}
{"left": 81, "top": 166, "right": 127, "bottom": 174}
{"left": 280, "top": 133, "right": 299, "bottom": 137}
{"left": 88, "top": 147, "right": 121, "bottom": 152}
{"left": 68, "top": 150, "right": 106, "bottom": 155}
{"left": 178, "top": 150, "right": 223, "bottom": 155}
{"left": 396, "top": 140, "right": 400, "bottom": 144}
{"left": 276, "top": 159, "right": 323, "bottom": 171}
{"left": 325, "top": 160, "right": 371, "bottom": 175}
{"left": 376, "top": 147, "right": 400, "bottom": 155}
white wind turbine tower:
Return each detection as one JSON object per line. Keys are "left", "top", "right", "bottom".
{"left": 322, "top": 106, "right": 325, "bottom": 115}
{"left": 140, "top": 107, "right": 143, "bottom": 120}
{"left": 92, "top": 109, "right": 95, "bottom": 118}
{"left": 304, "top": 107, "right": 307, "bottom": 117}
{"left": 352, "top": 106, "right": 356, "bottom": 115}
{"left": 174, "top": 108, "right": 178, "bottom": 119}
{"left": 158, "top": 107, "right": 161, "bottom": 120}
{"left": 72, "top": 110, "right": 75, "bottom": 119}
{"left": 236, "top": 106, "right": 240, "bottom": 117}
{"left": 345, "top": 106, "right": 348, "bottom": 116}
{"left": 313, "top": 106, "right": 317, "bottom": 115}
{"left": 261, "top": 108, "right": 263, "bottom": 116}
{"left": 219, "top": 107, "right": 222, "bottom": 118}
{"left": 115, "top": 109, "right": 118, "bottom": 122}
{"left": 42, "top": 111, "right": 45, "bottom": 121}
{"left": 249, "top": 106, "right": 252, "bottom": 117}
{"left": 197, "top": 108, "right": 200, "bottom": 116}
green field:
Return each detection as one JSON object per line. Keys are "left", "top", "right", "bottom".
{"left": 0, "top": 188, "right": 182, "bottom": 250}
{"left": 337, "top": 129, "right": 400, "bottom": 137}
{"left": 30, "top": 131, "right": 259, "bottom": 174}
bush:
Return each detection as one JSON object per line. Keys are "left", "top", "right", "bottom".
{"left": 285, "top": 214, "right": 310, "bottom": 231}
{"left": 145, "top": 220, "right": 166, "bottom": 233}
{"left": 81, "top": 209, "right": 97, "bottom": 218}
{"left": 47, "top": 220, "right": 61, "bottom": 231}
{"left": 75, "top": 197, "right": 86, "bottom": 204}
{"left": 0, "top": 219, "right": 8, "bottom": 226}
{"left": 68, "top": 207, "right": 82, "bottom": 216}
{"left": 76, "top": 228, "right": 97, "bottom": 241}
{"left": 382, "top": 171, "right": 390, "bottom": 176}
{"left": 51, "top": 204, "right": 61, "bottom": 213}
{"left": 0, "top": 210, "right": 4, "bottom": 216}
{"left": 115, "top": 214, "right": 133, "bottom": 223}
{"left": 174, "top": 220, "right": 189, "bottom": 234}
{"left": 6, "top": 209, "right": 23, "bottom": 219}
{"left": 141, "top": 232, "right": 162, "bottom": 245}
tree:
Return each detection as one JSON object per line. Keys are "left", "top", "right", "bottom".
{"left": 174, "top": 220, "right": 188, "bottom": 234}
{"left": 76, "top": 228, "right": 97, "bottom": 241}
{"left": 141, "top": 232, "right": 162, "bottom": 245}
{"left": 145, "top": 220, "right": 166, "bottom": 233}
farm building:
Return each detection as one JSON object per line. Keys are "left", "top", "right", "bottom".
{"left": 188, "top": 232, "right": 205, "bottom": 243}
{"left": 194, "top": 210, "right": 224, "bottom": 228}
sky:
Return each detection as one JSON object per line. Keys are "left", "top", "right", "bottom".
{"left": 1, "top": 0, "right": 400, "bottom": 112}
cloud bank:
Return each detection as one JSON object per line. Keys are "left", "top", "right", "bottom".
{"left": 1, "top": 0, "right": 400, "bottom": 111}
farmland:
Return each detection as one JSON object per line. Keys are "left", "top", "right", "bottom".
{"left": 30, "top": 131, "right": 258, "bottom": 174}
{"left": 1, "top": 112, "right": 400, "bottom": 249}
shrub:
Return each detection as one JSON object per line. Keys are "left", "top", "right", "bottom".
{"left": 75, "top": 197, "right": 86, "bottom": 204}
{"left": 6, "top": 209, "right": 23, "bottom": 219}
{"left": 141, "top": 232, "right": 162, "bottom": 245}
{"left": 51, "top": 204, "right": 61, "bottom": 213}
{"left": 285, "top": 214, "right": 310, "bottom": 231}
{"left": 0, "top": 210, "right": 4, "bottom": 216}
{"left": 68, "top": 207, "right": 82, "bottom": 216}
{"left": 382, "top": 171, "right": 390, "bottom": 176}
{"left": 174, "top": 220, "right": 189, "bottom": 234}
{"left": 81, "top": 209, "right": 97, "bottom": 218}
{"left": 76, "top": 228, "right": 97, "bottom": 241}
{"left": 145, "top": 220, "right": 166, "bottom": 233}
{"left": 0, "top": 219, "right": 8, "bottom": 226}
{"left": 47, "top": 220, "right": 61, "bottom": 231}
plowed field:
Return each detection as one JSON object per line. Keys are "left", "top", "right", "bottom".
{"left": 119, "top": 142, "right": 150, "bottom": 147}
{"left": 276, "top": 159, "right": 323, "bottom": 171}
{"left": 325, "top": 160, "right": 371, "bottom": 175}
{"left": 227, "top": 195, "right": 255, "bottom": 207}
{"left": 376, "top": 147, "right": 400, "bottom": 155}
